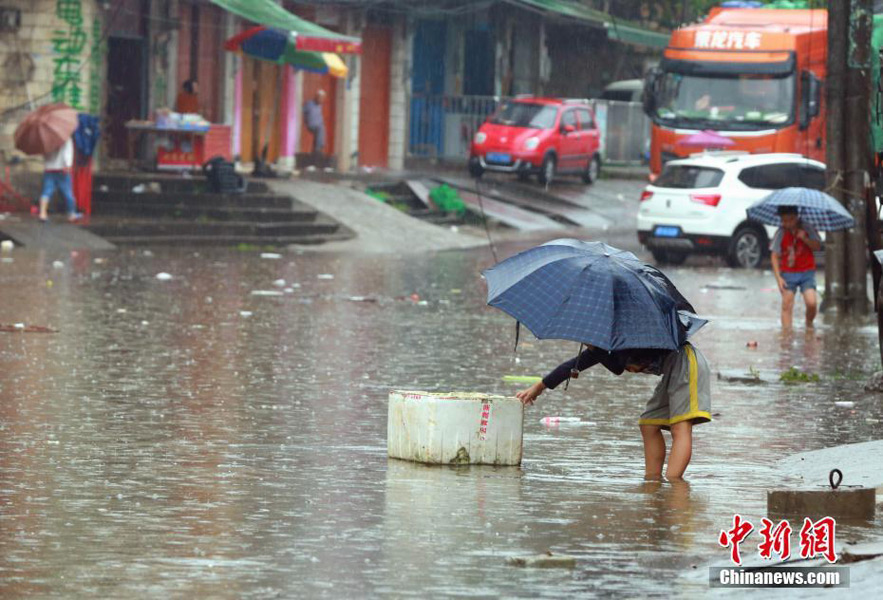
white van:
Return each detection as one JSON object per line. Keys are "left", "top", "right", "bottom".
{"left": 600, "top": 79, "right": 644, "bottom": 103}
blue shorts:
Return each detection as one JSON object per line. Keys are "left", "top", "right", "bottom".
{"left": 781, "top": 270, "right": 817, "bottom": 293}
{"left": 41, "top": 171, "right": 77, "bottom": 215}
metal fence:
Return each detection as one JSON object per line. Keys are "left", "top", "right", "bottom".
{"left": 407, "top": 95, "right": 650, "bottom": 166}
{"left": 409, "top": 94, "right": 504, "bottom": 159}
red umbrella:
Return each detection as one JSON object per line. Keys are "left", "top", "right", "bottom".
{"left": 676, "top": 129, "right": 736, "bottom": 150}
{"left": 14, "top": 103, "right": 79, "bottom": 156}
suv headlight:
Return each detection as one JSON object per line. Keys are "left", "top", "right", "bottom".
{"left": 524, "top": 137, "right": 540, "bottom": 151}
{"left": 474, "top": 132, "right": 487, "bottom": 144}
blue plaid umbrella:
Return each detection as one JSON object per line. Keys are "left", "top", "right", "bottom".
{"left": 483, "top": 239, "right": 707, "bottom": 352}
{"left": 746, "top": 187, "right": 855, "bottom": 231}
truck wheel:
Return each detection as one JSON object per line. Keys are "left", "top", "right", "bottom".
{"left": 582, "top": 155, "right": 601, "bottom": 184}
{"left": 727, "top": 225, "right": 765, "bottom": 269}
{"left": 651, "top": 249, "right": 688, "bottom": 266}
{"left": 537, "top": 155, "right": 556, "bottom": 185}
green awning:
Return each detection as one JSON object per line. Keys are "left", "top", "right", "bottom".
{"left": 211, "top": 0, "right": 360, "bottom": 43}
{"left": 510, "top": 0, "right": 669, "bottom": 49}
{"left": 604, "top": 22, "right": 670, "bottom": 49}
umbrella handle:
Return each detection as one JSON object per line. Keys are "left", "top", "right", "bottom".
{"left": 569, "top": 342, "right": 584, "bottom": 380}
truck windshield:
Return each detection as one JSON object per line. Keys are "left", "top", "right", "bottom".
{"left": 490, "top": 103, "right": 558, "bottom": 129}
{"left": 653, "top": 72, "right": 795, "bottom": 129}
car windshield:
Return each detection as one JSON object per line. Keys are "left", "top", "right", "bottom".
{"left": 490, "top": 103, "right": 558, "bottom": 129}
{"left": 653, "top": 72, "right": 795, "bottom": 129}
{"left": 655, "top": 165, "right": 724, "bottom": 189}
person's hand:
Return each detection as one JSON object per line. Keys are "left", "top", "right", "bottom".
{"left": 796, "top": 229, "right": 808, "bottom": 242}
{"left": 516, "top": 382, "right": 545, "bottom": 406}
{"left": 777, "top": 276, "right": 787, "bottom": 294}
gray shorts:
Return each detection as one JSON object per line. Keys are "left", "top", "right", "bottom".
{"left": 639, "top": 344, "right": 712, "bottom": 430}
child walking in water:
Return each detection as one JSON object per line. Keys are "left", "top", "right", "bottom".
{"left": 769, "top": 205, "right": 822, "bottom": 329}
{"left": 517, "top": 343, "right": 711, "bottom": 480}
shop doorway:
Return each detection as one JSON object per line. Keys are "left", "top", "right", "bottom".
{"left": 106, "top": 37, "right": 146, "bottom": 158}
{"left": 299, "top": 74, "right": 337, "bottom": 157}
{"left": 358, "top": 24, "right": 391, "bottom": 168}
{"left": 238, "top": 58, "right": 284, "bottom": 164}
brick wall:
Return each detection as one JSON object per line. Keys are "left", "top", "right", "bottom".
{"left": 0, "top": 0, "right": 101, "bottom": 161}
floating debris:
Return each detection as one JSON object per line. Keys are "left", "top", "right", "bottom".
{"left": 317, "top": 274, "right": 335, "bottom": 280}
{"left": 0, "top": 323, "right": 57, "bottom": 333}
{"left": 540, "top": 416, "right": 595, "bottom": 426}
{"left": 502, "top": 375, "right": 542, "bottom": 383}
{"left": 260, "top": 253, "right": 282, "bottom": 260}
{"left": 507, "top": 552, "right": 576, "bottom": 569}
{"left": 155, "top": 272, "right": 173, "bottom": 281}
{"left": 250, "top": 290, "right": 284, "bottom": 297}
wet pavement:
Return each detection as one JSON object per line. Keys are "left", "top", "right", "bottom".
{"left": 1, "top": 236, "right": 882, "bottom": 598}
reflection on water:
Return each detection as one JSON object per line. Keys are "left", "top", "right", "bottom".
{"left": 1, "top": 247, "right": 881, "bottom": 597}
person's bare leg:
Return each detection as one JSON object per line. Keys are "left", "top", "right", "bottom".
{"left": 803, "top": 288, "right": 817, "bottom": 328}
{"left": 38, "top": 197, "right": 49, "bottom": 220}
{"left": 781, "top": 289, "right": 795, "bottom": 329}
{"left": 666, "top": 421, "right": 694, "bottom": 480}
{"left": 640, "top": 424, "right": 665, "bottom": 480}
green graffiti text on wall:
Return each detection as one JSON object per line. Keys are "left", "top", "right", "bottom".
{"left": 52, "top": 0, "right": 87, "bottom": 109}
{"left": 89, "top": 17, "right": 104, "bottom": 115}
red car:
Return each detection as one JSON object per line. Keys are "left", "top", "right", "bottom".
{"left": 468, "top": 97, "right": 602, "bottom": 185}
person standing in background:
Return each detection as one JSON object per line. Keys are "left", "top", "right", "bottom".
{"left": 303, "top": 90, "right": 326, "bottom": 154}
{"left": 176, "top": 80, "right": 200, "bottom": 114}
{"left": 38, "top": 137, "right": 80, "bottom": 223}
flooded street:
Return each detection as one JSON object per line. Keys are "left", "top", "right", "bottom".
{"left": 2, "top": 243, "right": 882, "bottom": 597}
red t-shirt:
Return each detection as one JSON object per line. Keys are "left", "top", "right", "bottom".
{"left": 772, "top": 223, "right": 820, "bottom": 272}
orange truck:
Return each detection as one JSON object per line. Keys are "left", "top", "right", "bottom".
{"left": 643, "top": 8, "right": 827, "bottom": 177}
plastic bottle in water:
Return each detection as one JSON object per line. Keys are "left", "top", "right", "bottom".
{"left": 540, "top": 416, "right": 584, "bottom": 426}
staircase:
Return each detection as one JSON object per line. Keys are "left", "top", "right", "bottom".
{"left": 85, "top": 172, "right": 353, "bottom": 246}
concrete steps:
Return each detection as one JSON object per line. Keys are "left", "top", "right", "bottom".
{"left": 85, "top": 172, "right": 352, "bottom": 246}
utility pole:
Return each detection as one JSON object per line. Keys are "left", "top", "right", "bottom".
{"left": 844, "top": 0, "right": 872, "bottom": 314}
{"left": 825, "top": 0, "right": 848, "bottom": 313}
{"left": 825, "top": 0, "right": 871, "bottom": 315}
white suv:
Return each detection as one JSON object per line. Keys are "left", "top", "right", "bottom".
{"left": 636, "top": 153, "right": 826, "bottom": 268}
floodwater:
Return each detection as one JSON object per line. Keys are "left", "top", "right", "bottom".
{"left": 1, "top": 243, "right": 882, "bottom": 598}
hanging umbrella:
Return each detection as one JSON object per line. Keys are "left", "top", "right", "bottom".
{"left": 676, "top": 129, "right": 736, "bottom": 150}
{"left": 224, "top": 26, "right": 349, "bottom": 77}
{"left": 287, "top": 51, "right": 347, "bottom": 78}
{"left": 746, "top": 187, "right": 855, "bottom": 231}
{"left": 224, "top": 25, "right": 360, "bottom": 57}
{"left": 14, "top": 103, "right": 79, "bottom": 156}
{"left": 483, "top": 239, "right": 707, "bottom": 352}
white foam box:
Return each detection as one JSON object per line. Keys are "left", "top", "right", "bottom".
{"left": 387, "top": 390, "right": 524, "bottom": 466}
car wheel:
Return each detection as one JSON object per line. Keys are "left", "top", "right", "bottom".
{"left": 537, "top": 154, "right": 556, "bottom": 185}
{"left": 651, "top": 249, "right": 689, "bottom": 266}
{"left": 582, "top": 155, "right": 601, "bottom": 184}
{"left": 468, "top": 157, "right": 484, "bottom": 179}
{"left": 727, "top": 226, "right": 765, "bottom": 269}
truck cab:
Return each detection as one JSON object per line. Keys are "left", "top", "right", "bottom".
{"left": 643, "top": 8, "right": 826, "bottom": 176}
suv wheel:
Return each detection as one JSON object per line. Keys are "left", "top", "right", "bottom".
{"left": 582, "top": 155, "right": 601, "bottom": 184}
{"left": 727, "top": 226, "right": 765, "bottom": 269}
{"left": 651, "top": 249, "right": 688, "bottom": 266}
{"left": 537, "top": 154, "right": 556, "bottom": 185}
